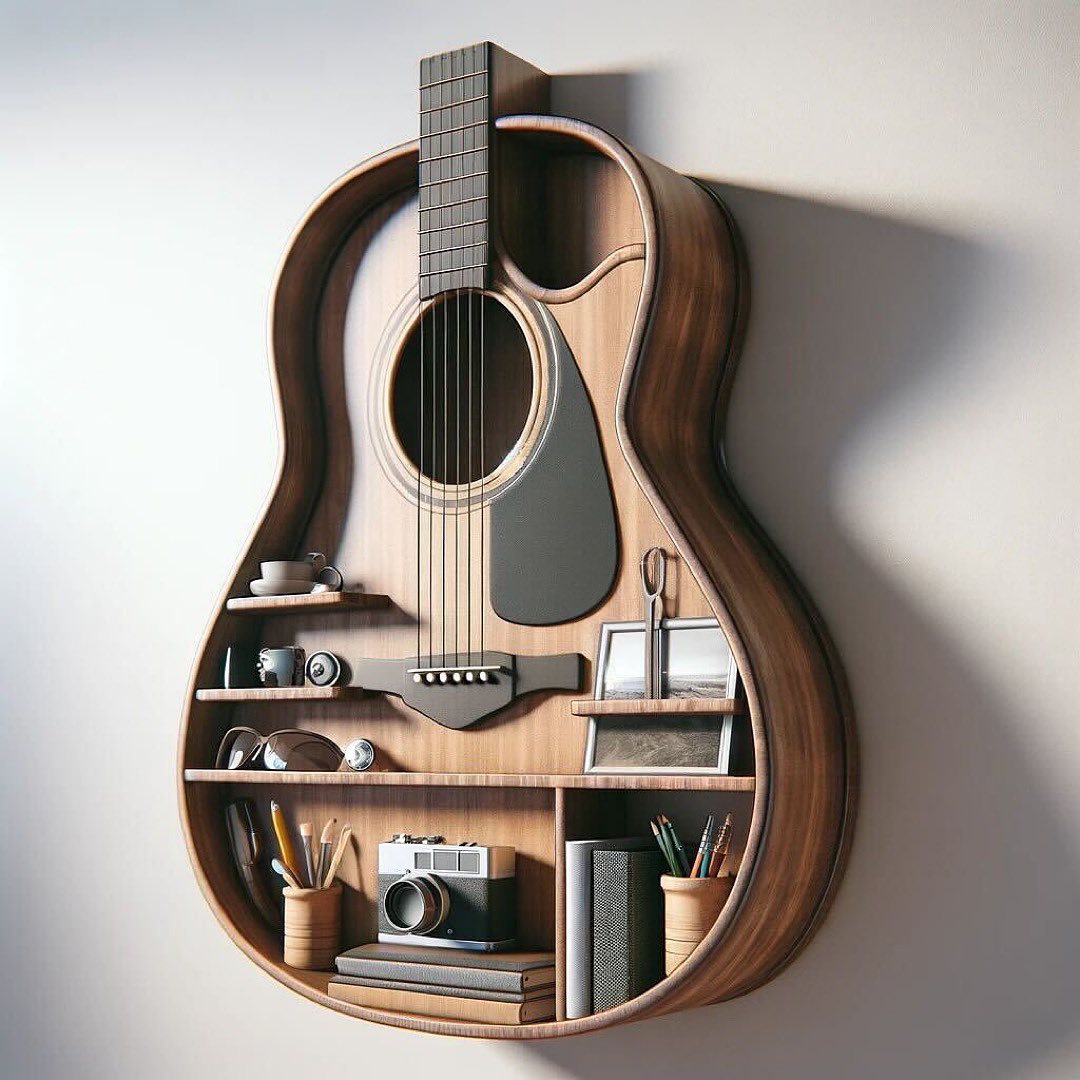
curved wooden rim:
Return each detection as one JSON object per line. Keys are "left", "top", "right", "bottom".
{"left": 177, "top": 115, "right": 854, "bottom": 1040}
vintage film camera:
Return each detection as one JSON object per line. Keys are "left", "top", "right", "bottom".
{"left": 377, "top": 834, "right": 516, "bottom": 952}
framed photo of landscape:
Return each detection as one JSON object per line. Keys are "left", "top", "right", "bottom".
{"left": 585, "top": 617, "right": 746, "bottom": 775}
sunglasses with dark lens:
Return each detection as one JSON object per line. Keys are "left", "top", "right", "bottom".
{"left": 215, "top": 727, "right": 344, "bottom": 772}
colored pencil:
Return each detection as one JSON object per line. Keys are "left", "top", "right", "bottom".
{"left": 650, "top": 818, "right": 679, "bottom": 875}
{"left": 659, "top": 814, "right": 691, "bottom": 876}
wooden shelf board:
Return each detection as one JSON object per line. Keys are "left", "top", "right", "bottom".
{"left": 225, "top": 591, "right": 390, "bottom": 614}
{"left": 182, "top": 768, "right": 755, "bottom": 791}
{"left": 194, "top": 686, "right": 366, "bottom": 703}
{"left": 570, "top": 697, "right": 745, "bottom": 716}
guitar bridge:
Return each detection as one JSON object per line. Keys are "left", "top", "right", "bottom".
{"left": 353, "top": 652, "right": 583, "bottom": 729}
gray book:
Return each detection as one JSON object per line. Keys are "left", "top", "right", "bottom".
{"left": 335, "top": 943, "right": 555, "bottom": 993}
{"left": 592, "top": 848, "right": 665, "bottom": 1012}
{"left": 331, "top": 973, "right": 551, "bottom": 1004}
{"left": 564, "top": 837, "right": 652, "bottom": 1019}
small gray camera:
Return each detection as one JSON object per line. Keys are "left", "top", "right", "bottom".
{"left": 377, "top": 835, "right": 516, "bottom": 952}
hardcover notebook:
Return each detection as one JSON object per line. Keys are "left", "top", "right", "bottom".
{"left": 564, "top": 837, "right": 652, "bottom": 1018}
{"left": 335, "top": 943, "right": 555, "bottom": 994}
{"left": 592, "top": 848, "right": 665, "bottom": 1012}
{"left": 328, "top": 980, "right": 555, "bottom": 1024}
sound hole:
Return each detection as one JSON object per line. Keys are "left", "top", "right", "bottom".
{"left": 392, "top": 294, "right": 533, "bottom": 486}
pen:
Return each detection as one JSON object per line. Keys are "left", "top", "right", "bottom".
{"left": 270, "top": 801, "right": 301, "bottom": 883}
{"left": 690, "top": 814, "right": 715, "bottom": 878}
{"left": 707, "top": 813, "right": 733, "bottom": 877}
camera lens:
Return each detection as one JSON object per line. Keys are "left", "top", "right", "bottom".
{"left": 383, "top": 874, "right": 450, "bottom": 934}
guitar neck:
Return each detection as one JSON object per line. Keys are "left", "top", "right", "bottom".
{"left": 418, "top": 42, "right": 549, "bottom": 300}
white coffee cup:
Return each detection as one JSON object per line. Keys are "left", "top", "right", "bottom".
{"left": 260, "top": 552, "right": 343, "bottom": 591}
{"left": 261, "top": 559, "right": 315, "bottom": 582}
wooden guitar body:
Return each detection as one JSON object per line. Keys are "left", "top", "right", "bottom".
{"left": 179, "top": 48, "right": 854, "bottom": 1038}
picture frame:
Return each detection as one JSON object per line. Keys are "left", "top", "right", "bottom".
{"left": 584, "top": 617, "right": 748, "bottom": 775}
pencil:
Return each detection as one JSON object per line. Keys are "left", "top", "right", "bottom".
{"left": 270, "top": 801, "right": 300, "bottom": 882}
{"left": 707, "top": 813, "right": 733, "bottom": 877}
{"left": 690, "top": 814, "right": 715, "bottom": 878}
{"left": 659, "top": 814, "right": 691, "bottom": 876}
{"left": 651, "top": 818, "right": 679, "bottom": 876}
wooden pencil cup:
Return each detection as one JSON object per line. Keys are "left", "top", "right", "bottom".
{"left": 660, "top": 874, "right": 735, "bottom": 976}
{"left": 282, "top": 884, "right": 341, "bottom": 971}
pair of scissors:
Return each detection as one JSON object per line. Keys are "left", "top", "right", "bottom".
{"left": 640, "top": 547, "right": 666, "bottom": 699}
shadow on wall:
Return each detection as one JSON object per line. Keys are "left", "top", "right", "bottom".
{"left": 514, "top": 76, "right": 1080, "bottom": 1080}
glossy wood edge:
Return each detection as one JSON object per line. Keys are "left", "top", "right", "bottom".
{"left": 178, "top": 119, "right": 854, "bottom": 1039}
{"left": 183, "top": 770, "right": 756, "bottom": 791}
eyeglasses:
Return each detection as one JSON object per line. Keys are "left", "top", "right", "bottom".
{"left": 215, "top": 727, "right": 344, "bottom": 772}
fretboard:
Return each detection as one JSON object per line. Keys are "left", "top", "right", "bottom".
{"left": 418, "top": 43, "right": 492, "bottom": 299}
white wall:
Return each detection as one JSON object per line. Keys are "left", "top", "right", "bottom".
{"left": 2, "top": 3, "right": 1077, "bottom": 1077}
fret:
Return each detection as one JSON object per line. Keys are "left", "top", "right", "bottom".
{"left": 418, "top": 149, "right": 488, "bottom": 186}
{"left": 420, "top": 68, "right": 489, "bottom": 90}
{"left": 419, "top": 177, "right": 488, "bottom": 212}
{"left": 420, "top": 74, "right": 489, "bottom": 109}
{"left": 420, "top": 222, "right": 487, "bottom": 254}
{"left": 419, "top": 168, "right": 487, "bottom": 189}
{"left": 420, "top": 243, "right": 488, "bottom": 275}
{"left": 421, "top": 144, "right": 487, "bottom": 165}
{"left": 420, "top": 93, "right": 488, "bottom": 115}
{"left": 418, "top": 200, "right": 488, "bottom": 232}
{"left": 420, "top": 117, "right": 488, "bottom": 138}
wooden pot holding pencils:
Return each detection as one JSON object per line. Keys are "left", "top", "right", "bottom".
{"left": 283, "top": 883, "right": 342, "bottom": 971}
{"left": 660, "top": 874, "right": 735, "bottom": 976}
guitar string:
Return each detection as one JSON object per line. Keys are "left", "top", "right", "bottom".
{"left": 479, "top": 288, "right": 486, "bottom": 665}
{"left": 416, "top": 294, "right": 424, "bottom": 667}
{"left": 467, "top": 287, "right": 473, "bottom": 666}
{"left": 454, "top": 287, "right": 461, "bottom": 666}
{"left": 440, "top": 298, "right": 444, "bottom": 665}
{"left": 428, "top": 295, "right": 436, "bottom": 667}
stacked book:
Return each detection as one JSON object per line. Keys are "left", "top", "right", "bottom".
{"left": 330, "top": 943, "right": 556, "bottom": 1024}
{"left": 564, "top": 838, "right": 665, "bottom": 1018}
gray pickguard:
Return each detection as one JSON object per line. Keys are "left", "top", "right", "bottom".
{"left": 489, "top": 302, "right": 618, "bottom": 625}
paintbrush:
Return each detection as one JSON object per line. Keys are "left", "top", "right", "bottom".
{"left": 299, "top": 822, "right": 316, "bottom": 887}
{"left": 316, "top": 818, "right": 337, "bottom": 886}
{"left": 271, "top": 857, "right": 302, "bottom": 889}
{"left": 321, "top": 824, "right": 353, "bottom": 888}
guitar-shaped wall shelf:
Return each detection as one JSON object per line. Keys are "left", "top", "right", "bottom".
{"left": 179, "top": 42, "right": 855, "bottom": 1038}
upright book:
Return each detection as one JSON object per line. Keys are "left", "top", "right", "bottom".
{"left": 592, "top": 848, "right": 665, "bottom": 1012}
{"left": 564, "top": 837, "right": 652, "bottom": 1018}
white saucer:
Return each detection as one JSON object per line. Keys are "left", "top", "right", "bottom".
{"left": 249, "top": 578, "right": 317, "bottom": 597}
